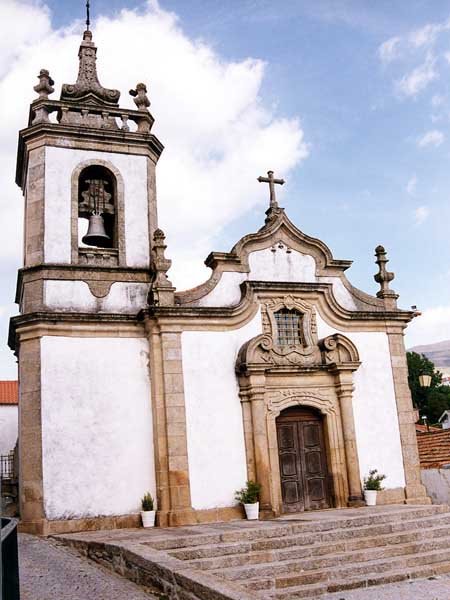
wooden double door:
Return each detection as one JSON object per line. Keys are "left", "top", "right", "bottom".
{"left": 276, "top": 406, "right": 331, "bottom": 513}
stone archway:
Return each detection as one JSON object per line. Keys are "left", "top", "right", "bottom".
{"left": 236, "top": 296, "right": 364, "bottom": 518}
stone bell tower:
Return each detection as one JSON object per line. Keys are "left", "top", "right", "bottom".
{"left": 10, "top": 26, "right": 164, "bottom": 534}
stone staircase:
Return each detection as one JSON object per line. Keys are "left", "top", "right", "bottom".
{"left": 58, "top": 505, "right": 450, "bottom": 599}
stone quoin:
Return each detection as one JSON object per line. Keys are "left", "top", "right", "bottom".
{"left": 9, "top": 20, "right": 429, "bottom": 536}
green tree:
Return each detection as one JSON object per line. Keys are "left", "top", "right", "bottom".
{"left": 406, "top": 351, "right": 450, "bottom": 424}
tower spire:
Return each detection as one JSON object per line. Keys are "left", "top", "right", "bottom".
{"left": 86, "top": 0, "right": 90, "bottom": 31}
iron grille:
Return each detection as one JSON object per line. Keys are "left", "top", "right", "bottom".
{"left": 274, "top": 309, "right": 303, "bottom": 346}
{"left": 0, "top": 452, "right": 14, "bottom": 480}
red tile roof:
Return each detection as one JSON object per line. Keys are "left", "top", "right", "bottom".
{"left": 417, "top": 429, "right": 450, "bottom": 469}
{"left": 0, "top": 381, "right": 18, "bottom": 405}
{"left": 415, "top": 424, "right": 441, "bottom": 433}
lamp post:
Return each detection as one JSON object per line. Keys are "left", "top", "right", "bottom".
{"left": 419, "top": 373, "right": 432, "bottom": 431}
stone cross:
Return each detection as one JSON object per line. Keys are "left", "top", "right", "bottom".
{"left": 257, "top": 170, "right": 285, "bottom": 209}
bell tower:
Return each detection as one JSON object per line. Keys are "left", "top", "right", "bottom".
{"left": 10, "top": 25, "right": 164, "bottom": 534}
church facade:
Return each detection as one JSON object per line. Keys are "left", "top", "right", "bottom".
{"left": 9, "top": 29, "right": 429, "bottom": 535}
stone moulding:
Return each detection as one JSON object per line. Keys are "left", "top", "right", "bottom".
{"left": 175, "top": 207, "right": 404, "bottom": 314}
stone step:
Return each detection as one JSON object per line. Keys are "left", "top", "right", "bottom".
{"left": 242, "top": 546, "right": 450, "bottom": 592}
{"left": 170, "top": 509, "right": 450, "bottom": 564}
{"left": 263, "top": 560, "right": 450, "bottom": 599}
{"left": 154, "top": 506, "right": 447, "bottom": 553}
{"left": 194, "top": 522, "right": 450, "bottom": 571}
{"left": 212, "top": 532, "right": 450, "bottom": 582}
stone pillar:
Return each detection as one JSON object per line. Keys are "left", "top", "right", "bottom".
{"left": 146, "top": 319, "right": 196, "bottom": 526}
{"left": 387, "top": 327, "right": 430, "bottom": 504}
{"left": 18, "top": 336, "right": 46, "bottom": 534}
{"left": 333, "top": 370, "right": 364, "bottom": 506}
{"left": 240, "top": 392, "right": 256, "bottom": 482}
{"left": 247, "top": 374, "right": 274, "bottom": 518}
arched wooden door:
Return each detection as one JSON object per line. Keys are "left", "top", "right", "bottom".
{"left": 276, "top": 406, "right": 331, "bottom": 513}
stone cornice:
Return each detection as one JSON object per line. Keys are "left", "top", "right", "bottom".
{"left": 9, "top": 311, "right": 142, "bottom": 351}
{"left": 16, "top": 121, "right": 164, "bottom": 189}
{"left": 144, "top": 281, "right": 416, "bottom": 331}
{"left": 15, "top": 264, "right": 151, "bottom": 304}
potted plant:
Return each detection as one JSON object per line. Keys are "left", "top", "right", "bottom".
{"left": 140, "top": 492, "right": 156, "bottom": 527}
{"left": 235, "top": 480, "right": 261, "bottom": 520}
{"left": 363, "top": 469, "right": 386, "bottom": 506}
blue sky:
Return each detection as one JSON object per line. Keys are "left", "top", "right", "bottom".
{"left": 0, "top": 0, "right": 450, "bottom": 376}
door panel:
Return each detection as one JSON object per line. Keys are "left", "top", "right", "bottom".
{"left": 277, "top": 408, "right": 331, "bottom": 513}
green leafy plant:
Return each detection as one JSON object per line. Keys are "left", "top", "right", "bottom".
{"left": 235, "top": 480, "right": 261, "bottom": 504}
{"left": 363, "top": 469, "right": 386, "bottom": 491}
{"left": 141, "top": 492, "right": 154, "bottom": 511}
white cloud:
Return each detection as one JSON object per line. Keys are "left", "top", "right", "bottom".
{"left": 417, "top": 129, "right": 444, "bottom": 147}
{"left": 406, "top": 174, "right": 417, "bottom": 195}
{"left": 405, "top": 305, "right": 450, "bottom": 348}
{"left": 378, "top": 36, "right": 401, "bottom": 63}
{"left": 395, "top": 53, "right": 438, "bottom": 97}
{"left": 431, "top": 94, "right": 445, "bottom": 107}
{"left": 0, "top": 0, "right": 308, "bottom": 289}
{"left": 413, "top": 205, "right": 430, "bottom": 225}
{"left": 408, "top": 21, "right": 450, "bottom": 48}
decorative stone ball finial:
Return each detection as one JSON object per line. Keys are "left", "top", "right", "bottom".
{"left": 129, "top": 83, "right": 150, "bottom": 111}
{"left": 33, "top": 69, "right": 55, "bottom": 100}
{"left": 374, "top": 245, "right": 398, "bottom": 301}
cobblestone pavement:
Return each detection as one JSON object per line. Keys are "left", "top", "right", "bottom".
{"left": 323, "top": 574, "right": 450, "bottom": 600}
{"left": 18, "top": 533, "right": 161, "bottom": 600}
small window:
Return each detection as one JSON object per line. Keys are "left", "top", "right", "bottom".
{"left": 274, "top": 309, "right": 304, "bottom": 347}
{"left": 78, "top": 165, "right": 116, "bottom": 248}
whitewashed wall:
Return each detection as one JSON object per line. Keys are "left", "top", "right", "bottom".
{"left": 316, "top": 313, "right": 405, "bottom": 489}
{"left": 44, "top": 147, "right": 150, "bottom": 267}
{"left": 44, "top": 281, "right": 148, "bottom": 313}
{"left": 197, "top": 247, "right": 357, "bottom": 310}
{"left": 182, "top": 311, "right": 262, "bottom": 510}
{"left": 0, "top": 406, "right": 18, "bottom": 455}
{"left": 40, "top": 336, "right": 155, "bottom": 520}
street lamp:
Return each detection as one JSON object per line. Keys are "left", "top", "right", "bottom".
{"left": 419, "top": 373, "right": 432, "bottom": 431}
{"left": 419, "top": 374, "right": 432, "bottom": 388}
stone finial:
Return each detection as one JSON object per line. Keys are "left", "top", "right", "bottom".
{"left": 129, "top": 83, "right": 150, "bottom": 111}
{"left": 149, "top": 229, "right": 175, "bottom": 306}
{"left": 374, "top": 245, "right": 398, "bottom": 303}
{"left": 60, "top": 30, "right": 120, "bottom": 106}
{"left": 33, "top": 69, "right": 55, "bottom": 100}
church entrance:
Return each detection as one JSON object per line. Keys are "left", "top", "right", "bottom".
{"left": 276, "top": 406, "right": 331, "bottom": 513}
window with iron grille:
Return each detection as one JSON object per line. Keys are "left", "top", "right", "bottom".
{"left": 274, "top": 309, "right": 304, "bottom": 346}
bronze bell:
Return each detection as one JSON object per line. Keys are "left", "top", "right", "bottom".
{"left": 82, "top": 214, "right": 110, "bottom": 247}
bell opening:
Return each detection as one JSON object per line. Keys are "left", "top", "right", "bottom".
{"left": 78, "top": 164, "right": 116, "bottom": 249}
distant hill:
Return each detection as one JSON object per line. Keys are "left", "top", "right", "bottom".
{"left": 409, "top": 340, "right": 450, "bottom": 373}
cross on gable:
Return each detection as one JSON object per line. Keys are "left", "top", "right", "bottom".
{"left": 257, "top": 170, "right": 285, "bottom": 209}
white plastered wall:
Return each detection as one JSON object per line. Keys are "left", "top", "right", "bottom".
{"left": 0, "top": 406, "right": 18, "bottom": 454}
{"left": 182, "top": 310, "right": 262, "bottom": 510}
{"left": 44, "top": 147, "right": 149, "bottom": 267}
{"left": 197, "top": 247, "right": 357, "bottom": 310}
{"left": 44, "top": 281, "right": 148, "bottom": 313}
{"left": 316, "top": 313, "right": 406, "bottom": 489}
{"left": 40, "top": 336, "right": 155, "bottom": 520}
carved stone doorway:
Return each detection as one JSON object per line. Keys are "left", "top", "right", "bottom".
{"left": 276, "top": 406, "right": 331, "bottom": 513}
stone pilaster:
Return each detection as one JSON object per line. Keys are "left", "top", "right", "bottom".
{"left": 333, "top": 368, "right": 364, "bottom": 506}
{"left": 18, "top": 337, "right": 46, "bottom": 534}
{"left": 387, "top": 327, "right": 430, "bottom": 504}
{"left": 248, "top": 386, "right": 274, "bottom": 518}
{"left": 146, "top": 319, "right": 196, "bottom": 526}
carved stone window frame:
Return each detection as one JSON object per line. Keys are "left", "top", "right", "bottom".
{"left": 71, "top": 159, "right": 126, "bottom": 267}
{"left": 263, "top": 295, "right": 318, "bottom": 358}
